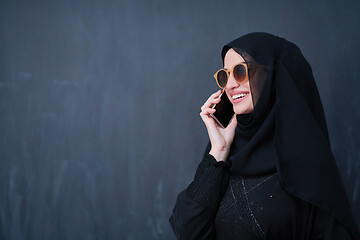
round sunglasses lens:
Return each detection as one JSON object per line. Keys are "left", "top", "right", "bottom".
{"left": 217, "top": 70, "right": 228, "bottom": 88}
{"left": 234, "top": 64, "right": 247, "bottom": 83}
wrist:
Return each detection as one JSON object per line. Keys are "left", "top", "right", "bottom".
{"left": 209, "top": 146, "right": 230, "bottom": 162}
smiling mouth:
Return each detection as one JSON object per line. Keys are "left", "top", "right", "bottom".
{"left": 232, "top": 92, "right": 249, "bottom": 100}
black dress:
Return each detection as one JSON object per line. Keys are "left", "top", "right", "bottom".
{"left": 170, "top": 32, "right": 359, "bottom": 240}
{"left": 169, "top": 152, "right": 353, "bottom": 240}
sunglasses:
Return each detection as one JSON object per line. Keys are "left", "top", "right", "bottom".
{"left": 214, "top": 63, "right": 249, "bottom": 89}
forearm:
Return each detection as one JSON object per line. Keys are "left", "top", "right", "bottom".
{"left": 185, "top": 152, "right": 230, "bottom": 209}
{"left": 169, "top": 150, "right": 230, "bottom": 239}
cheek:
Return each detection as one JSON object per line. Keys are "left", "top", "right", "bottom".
{"left": 245, "top": 81, "right": 251, "bottom": 91}
{"left": 245, "top": 82, "right": 253, "bottom": 105}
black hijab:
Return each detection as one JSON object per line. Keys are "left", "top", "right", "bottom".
{"left": 221, "top": 32, "right": 359, "bottom": 239}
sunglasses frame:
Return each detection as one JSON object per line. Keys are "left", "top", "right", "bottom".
{"left": 213, "top": 62, "right": 249, "bottom": 89}
{"left": 214, "top": 62, "right": 270, "bottom": 89}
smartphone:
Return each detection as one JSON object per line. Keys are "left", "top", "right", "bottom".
{"left": 210, "top": 90, "right": 235, "bottom": 128}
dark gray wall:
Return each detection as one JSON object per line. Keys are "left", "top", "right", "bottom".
{"left": 1, "top": 0, "right": 359, "bottom": 239}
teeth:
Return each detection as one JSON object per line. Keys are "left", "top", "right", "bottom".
{"left": 232, "top": 93, "right": 248, "bottom": 99}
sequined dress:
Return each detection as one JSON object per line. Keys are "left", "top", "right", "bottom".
{"left": 169, "top": 152, "right": 353, "bottom": 240}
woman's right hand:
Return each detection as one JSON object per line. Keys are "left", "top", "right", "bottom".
{"left": 200, "top": 90, "right": 237, "bottom": 162}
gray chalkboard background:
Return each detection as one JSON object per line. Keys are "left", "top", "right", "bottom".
{"left": 1, "top": 0, "right": 359, "bottom": 239}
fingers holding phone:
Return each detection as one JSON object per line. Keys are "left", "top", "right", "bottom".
{"left": 200, "top": 90, "right": 237, "bottom": 162}
{"left": 200, "top": 90, "right": 222, "bottom": 126}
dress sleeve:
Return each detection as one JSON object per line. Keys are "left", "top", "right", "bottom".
{"left": 169, "top": 149, "right": 230, "bottom": 240}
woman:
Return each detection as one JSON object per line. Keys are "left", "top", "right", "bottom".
{"left": 169, "top": 32, "right": 359, "bottom": 239}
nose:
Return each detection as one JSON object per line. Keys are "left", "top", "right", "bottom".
{"left": 225, "top": 72, "right": 240, "bottom": 90}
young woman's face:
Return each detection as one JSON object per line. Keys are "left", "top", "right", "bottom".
{"left": 224, "top": 48, "right": 254, "bottom": 114}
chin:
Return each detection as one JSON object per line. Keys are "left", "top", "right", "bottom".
{"left": 231, "top": 96, "right": 254, "bottom": 114}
